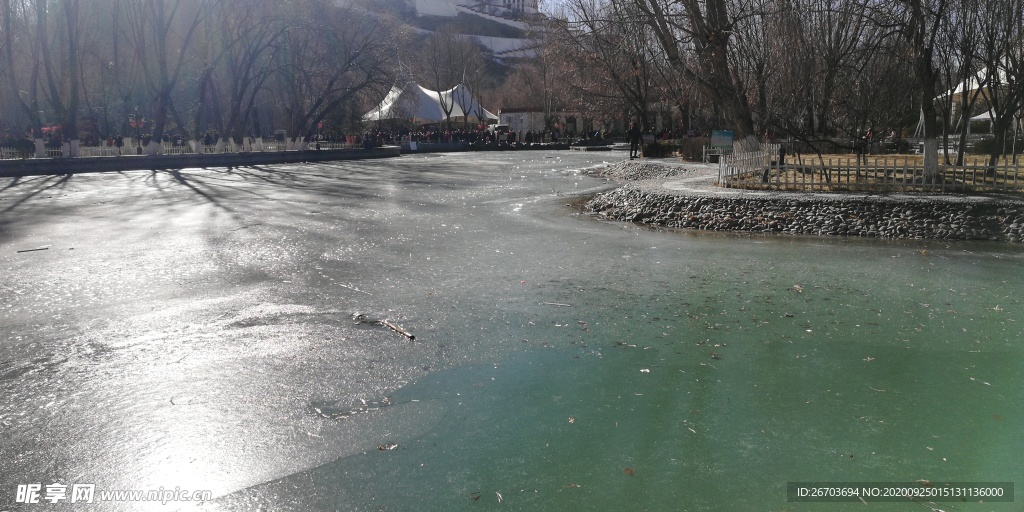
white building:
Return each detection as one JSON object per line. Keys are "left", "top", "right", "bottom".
{"left": 412, "top": 0, "right": 539, "bottom": 17}
{"left": 499, "top": 0, "right": 537, "bottom": 13}
{"left": 499, "top": 108, "right": 581, "bottom": 136}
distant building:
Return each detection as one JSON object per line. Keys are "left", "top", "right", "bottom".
{"left": 412, "top": 0, "right": 539, "bottom": 17}
{"left": 495, "top": 0, "right": 537, "bottom": 13}
{"left": 498, "top": 108, "right": 581, "bottom": 137}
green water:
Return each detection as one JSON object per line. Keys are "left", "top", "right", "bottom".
{"left": 216, "top": 235, "right": 1023, "bottom": 511}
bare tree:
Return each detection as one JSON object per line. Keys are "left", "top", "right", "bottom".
{"left": 631, "top": 0, "right": 765, "bottom": 151}
{"left": 556, "top": 0, "right": 658, "bottom": 131}
{"left": 36, "top": 0, "right": 82, "bottom": 156}
{"left": 417, "top": 24, "right": 484, "bottom": 129}
{"left": 767, "top": 0, "right": 907, "bottom": 161}
{"left": 461, "top": 50, "right": 499, "bottom": 129}
{"left": 204, "top": 0, "right": 286, "bottom": 151}
{"left": 75, "top": 0, "right": 118, "bottom": 140}
{"left": 3, "top": 0, "right": 45, "bottom": 155}
{"left": 544, "top": 14, "right": 630, "bottom": 131}
{"left": 800, "top": 0, "right": 876, "bottom": 139}
{"left": 496, "top": 35, "right": 571, "bottom": 133}
{"left": 934, "top": 0, "right": 985, "bottom": 165}
{"left": 125, "top": 0, "right": 206, "bottom": 154}
{"left": 887, "top": 0, "right": 947, "bottom": 180}
{"left": 274, "top": 0, "right": 397, "bottom": 147}
{"left": 730, "top": 0, "right": 781, "bottom": 136}
{"left": 975, "top": 0, "right": 1024, "bottom": 168}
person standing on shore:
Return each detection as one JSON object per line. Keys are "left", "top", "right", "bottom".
{"left": 628, "top": 122, "right": 642, "bottom": 159}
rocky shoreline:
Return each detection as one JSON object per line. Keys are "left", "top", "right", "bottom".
{"left": 584, "top": 161, "right": 1024, "bottom": 243}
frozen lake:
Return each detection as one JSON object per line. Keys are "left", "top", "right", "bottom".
{"left": 1, "top": 151, "right": 1021, "bottom": 510}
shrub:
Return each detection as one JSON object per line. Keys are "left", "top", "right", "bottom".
{"left": 636, "top": 137, "right": 709, "bottom": 160}
{"left": 971, "top": 137, "right": 1024, "bottom": 155}
{"left": 674, "top": 137, "right": 710, "bottom": 161}
{"left": 1, "top": 138, "right": 35, "bottom": 158}
{"left": 642, "top": 141, "right": 674, "bottom": 158}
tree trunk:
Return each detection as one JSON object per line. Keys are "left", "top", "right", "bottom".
{"left": 921, "top": 96, "right": 940, "bottom": 182}
{"left": 62, "top": 0, "right": 81, "bottom": 158}
{"left": 906, "top": 0, "right": 944, "bottom": 183}
{"left": 988, "top": 118, "right": 1010, "bottom": 170}
{"left": 956, "top": 119, "right": 969, "bottom": 166}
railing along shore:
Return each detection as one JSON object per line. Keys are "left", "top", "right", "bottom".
{"left": 0, "top": 140, "right": 363, "bottom": 161}
{"left": 719, "top": 149, "right": 1023, "bottom": 194}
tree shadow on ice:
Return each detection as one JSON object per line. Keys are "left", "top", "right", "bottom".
{"left": 0, "top": 174, "right": 73, "bottom": 217}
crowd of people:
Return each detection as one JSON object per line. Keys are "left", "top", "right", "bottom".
{"left": 5, "top": 122, "right": 709, "bottom": 156}
{"left": 352, "top": 126, "right": 567, "bottom": 148}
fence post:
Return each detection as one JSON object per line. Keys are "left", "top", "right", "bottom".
{"left": 718, "top": 157, "right": 724, "bottom": 187}
{"left": 826, "top": 157, "right": 831, "bottom": 191}
{"left": 901, "top": 156, "right": 909, "bottom": 191}
{"left": 880, "top": 158, "right": 885, "bottom": 193}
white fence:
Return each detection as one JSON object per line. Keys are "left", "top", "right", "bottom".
{"left": 0, "top": 140, "right": 362, "bottom": 161}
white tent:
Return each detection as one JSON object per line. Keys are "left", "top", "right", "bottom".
{"left": 362, "top": 83, "right": 497, "bottom": 124}
{"left": 970, "top": 111, "right": 995, "bottom": 123}
{"left": 937, "top": 67, "right": 1010, "bottom": 102}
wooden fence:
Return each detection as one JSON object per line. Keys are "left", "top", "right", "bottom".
{"left": 719, "top": 152, "right": 1023, "bottom": 194}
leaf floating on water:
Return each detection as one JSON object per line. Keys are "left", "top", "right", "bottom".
{"left": 623, "top": 468, "right": 636, "bottom": 476}
{"left": 469, "top": 491, "right": 481, "bottom": 502}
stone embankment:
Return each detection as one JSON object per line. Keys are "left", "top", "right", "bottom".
{"left": 585, "top": 161, "right": 1024, "bottom": 243}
